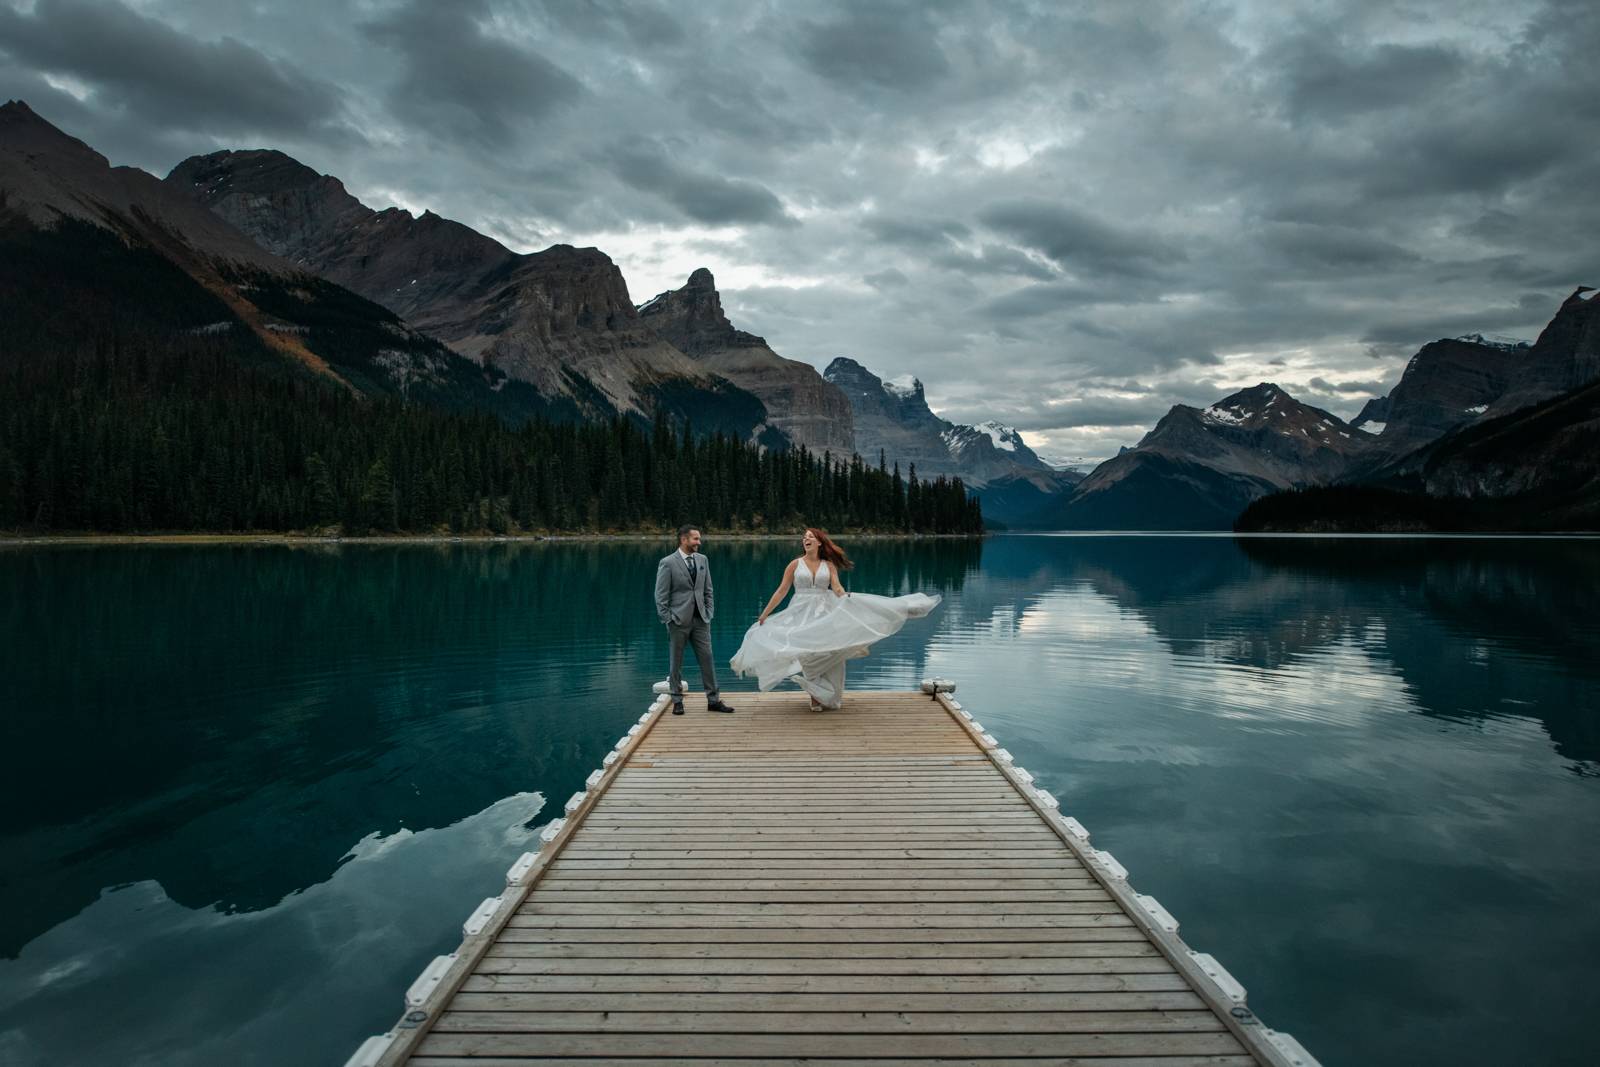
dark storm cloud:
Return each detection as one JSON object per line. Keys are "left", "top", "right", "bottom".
{"left": 864, "top": 268, "right": 910, "bottom": 290}
{"left": 1309, "top": 377, "right": 1388, "bottom": 395}
{"left": 1259, "top": 222, "right": 1420, "bottom": 272}
{"left": 977, "top": 282, "right": 1124, "bottom": 320}
{"left": 1361, "top": 302, "right": 1543, "bottom": 347}
{"left": 535, "top": 0, "right": 687, "bottom": 48}
{"left": 863, "top": 215, "right": 972, "bottom": 249}
{"left": 1277, "top": 38, "right": 1467, "bottom": 121}
{"left": 798, "top": 4, "right": 951, "bottom": 93}
{"left": 0, "top": 0, "right": 347, "bottom": 141}
{"left": 362, "top": 0, "right": 583, "bottom": 148}
{"left": 978, "top": 200, "right": 1178, "bottom": 280}
{"left": 608, "top": 142, "right": 796, "bottom": 227}
{"left": 4, "top": 0, "right": 1595, "bottom": 467}
{"left": 934, "top": 243, "right": 1058, "bottom": 281}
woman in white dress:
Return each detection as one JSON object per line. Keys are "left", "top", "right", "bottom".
{"left": 730, "top": 528, "right": 941, "bottom": 711}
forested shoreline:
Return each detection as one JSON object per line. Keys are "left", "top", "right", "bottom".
{"left": 0, "top": 338, "right": 982, "bottom": 537}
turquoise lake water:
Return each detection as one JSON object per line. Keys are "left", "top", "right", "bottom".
{"left": 2, "top": 535, "right": 1598, "bottom": 1065}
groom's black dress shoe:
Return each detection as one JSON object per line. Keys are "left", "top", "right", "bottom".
{"left": 672, "top": 700, "right": 685, "bottom": 715}
{"left": 706, "top": 699, "right": 736, "bottom": 713}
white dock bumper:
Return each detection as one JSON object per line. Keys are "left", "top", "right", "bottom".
{"left": 1189, "top": 950, "right": 1247, "bottom": 1004}
{"left": 505, "top": 851, "right": 536, "bottom": 886}
{"left": 405, "top": 953, "right": 457, "bottom": 1009}
{"left": 1263, "top": 1029, "right": 1323, "bottom": 1067}
{"left": 341, "top": 1032, "right": 394, "bottom": 1067}
{"left": 462, "top": 895, "right": 504, "bottom": 938}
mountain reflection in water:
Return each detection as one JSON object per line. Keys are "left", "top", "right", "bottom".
{"left": 2, "top": 536, "right": 1596, "bottom": 1067}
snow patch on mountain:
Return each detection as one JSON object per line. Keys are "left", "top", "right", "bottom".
{"left": 883, "top": 374, "right": 921, "bottom": 399}
{"left": 1455, "top": 333, "right": 1531, "bottom": 352}
{"left": 973, "top": 420, "right": 1019, "bottom": 452}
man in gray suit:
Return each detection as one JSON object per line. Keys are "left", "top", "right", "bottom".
{"left": 655, "top": 524, "right": 736, "bottom": 715}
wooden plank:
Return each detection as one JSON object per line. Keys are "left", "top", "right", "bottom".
{"left": 447, "top": 991, "right": 1209, "bottom": 1013}
{"left": 414, "top": 1032, "right": 1250, "bottom": 1057}
{"left": 520, "top": 901, "right": 1124, "bottom": 915}
{"left": 474, "top": 954, "right": 1173, "bottom": 975}
{"left": 506, "top": 912, "right": 1139, "bottom": 928}
{"left": 409, "top": 1057, "right": 1259, "bottom": 1067}
{"left": 494, "top": 929, "right": 1154, "bottom": 944}
{"left": 431, "top": 1009, "right": 1227, "bottom": 1034}
{"left": 461, "top": 972, "right": 1192, "bottom": 991}
{"left": 529, "top": 892, "right": 1117, "bottom": 905}
{"left": 480, "top": 942, "right": 1173, "bottom": 961}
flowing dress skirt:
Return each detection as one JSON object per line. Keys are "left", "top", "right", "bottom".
{"left": 730, "top": 587, "right": 941, "bottom": 709}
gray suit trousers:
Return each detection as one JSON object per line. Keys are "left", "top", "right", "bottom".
{"left": 668, "top": 611, "right": 719, "bottom": 701}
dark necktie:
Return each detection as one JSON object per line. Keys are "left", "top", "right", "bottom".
{"left": 686, "top": 555, "right": 697, "bottom": 584}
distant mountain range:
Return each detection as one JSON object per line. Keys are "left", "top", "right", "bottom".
{"left": 1001, "top": 284, "right": 1599, "bottom": 530}
{"left": 2, "top": 100, "right": 1071, "bottom": 506}
{"left": 164, "top": 144, "right": 775, "bottom": 441}
{"left": 822, "top": 357, "right": 1080, "bottom": 524}
{"left": 6, "top": 97, "right": 1595, "bottom": 531}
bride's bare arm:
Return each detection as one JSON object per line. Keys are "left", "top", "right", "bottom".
{"left": 830, "top": 566, "right": 848, "bottom": 597}
{"left": 758, "top": 560, "right": 798, "bottom": 624}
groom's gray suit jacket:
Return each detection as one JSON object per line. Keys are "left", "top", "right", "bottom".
{"left": 655, "top": 551, "right": 714, "bottom": 626}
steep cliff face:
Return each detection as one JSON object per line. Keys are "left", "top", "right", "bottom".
{"left": 821, "top": 356, "right": 1075, "bottom": 523}
{"left": 1351, "top": 292, "right": 1600, "bottom": 457}
{"left": 1421, "top": 375, "right": 1600, "bottom": 511}
{"left": 0, "top": 101, "right": 543, "bottom": 415}
{"left": 165, "top": 150, "right": 770, "bottom": 432}
{"left": 823, "top": 358, "right": 964, "bottom": 474}
{"left": 2, "top": 103, "right": 282, "bottom": 273}
{"left": 1489, "top": 287, "right": 1600, "bottom": 415}
{"left": 1032, "top": 384, "right": 1375, "bottom": 529}
{"left": 1355, "top": 337, "right": 1526, "bottom": 452}
{"left": 636, "top": 269, "right": 855, "bottom": 452}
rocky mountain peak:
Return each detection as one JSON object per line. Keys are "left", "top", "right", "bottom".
{"left": 824, "top": 358, "right": 936, "bottom": 421}
{"left": 636, "top": 268, "right": 765, "bottom": 356}
{"left": 1, "top": 98, "right": 108, "bottom": 169}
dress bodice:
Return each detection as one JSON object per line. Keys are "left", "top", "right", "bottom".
{"left": 794, "top": 559, "right": 830, "bottom": 595}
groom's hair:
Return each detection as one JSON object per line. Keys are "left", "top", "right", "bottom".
{"left": 676, "top": 523, "right": 700, "bottom": 543}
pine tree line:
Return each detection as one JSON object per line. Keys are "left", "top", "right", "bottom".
{"left": 0, "top": 337, "right": 983, "bottom": 535}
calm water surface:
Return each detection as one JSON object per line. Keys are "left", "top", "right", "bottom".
{"left": 2, "top": 535, "right": 1598, "bottom": 1065}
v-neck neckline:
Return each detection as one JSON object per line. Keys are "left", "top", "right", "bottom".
{"left": 801, "top": 557, "right": 824, "bottom": 581}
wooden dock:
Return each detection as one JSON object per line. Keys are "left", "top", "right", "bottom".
{"left": 351, "top": 687, "right": 1318, "bottom": 1066}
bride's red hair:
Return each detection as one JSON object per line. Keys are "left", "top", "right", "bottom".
{"left": 806, "top": 527, "right": 854, "bottom": 571}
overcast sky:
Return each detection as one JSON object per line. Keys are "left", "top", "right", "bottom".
{"left": 4, "top": 0, "right": 1597, "bottom": 466}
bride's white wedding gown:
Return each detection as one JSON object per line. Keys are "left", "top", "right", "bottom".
{"left": 729, "top": 559, "right": 940, "bottom": 709}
